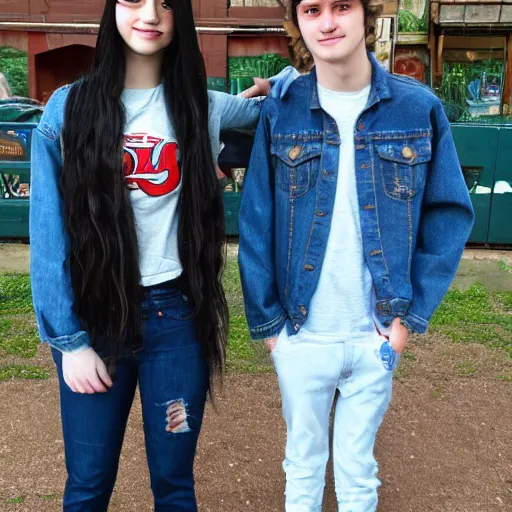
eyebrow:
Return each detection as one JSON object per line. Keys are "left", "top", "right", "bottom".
{"left": 299, "top": 0, "right": 353, "bottom": 6}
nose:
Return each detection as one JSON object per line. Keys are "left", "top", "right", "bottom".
{"left": 320, "top": 10, "right": 337, "bottom": 33}
{"left": 139, "top": 0, "right": 159, "bottom": 24}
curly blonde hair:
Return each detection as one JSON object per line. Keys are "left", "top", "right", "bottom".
{"left": 285, "top": 0, "right": 383, "bottom": 72}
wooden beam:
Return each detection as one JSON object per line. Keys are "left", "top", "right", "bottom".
{"left": 504, "top": 35, "right": 512, "bottom": 113}
{"left": 429, "top": 21, "right": 438, "bottom": 86}
{"left": 437, "top": 34, "right": 445, "bottom": 78}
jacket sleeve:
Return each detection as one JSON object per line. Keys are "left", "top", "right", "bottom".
{"left": 238, "top": 101, "right": 287, "bottom": 340}
{"left": 212, "top": 91, "right": 262, "bottom": 132}
{"left": 30, "top": 89, "right": 91, "bottom": 353}
{"left": 401, "top": 101, "right": 475, "bottom": 333}
{"left": 215, "top": 67, "right": 301, "bottom": 132}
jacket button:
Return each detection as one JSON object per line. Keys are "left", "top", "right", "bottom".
{"left": 402, "top": 146, "right": 414, "bottom": 159}
{"left": 288, "top": 146, "right": 302, "bottom": 160}
{"left": 360, "top": 163, "right": 368, "bottom": 169}
{"left": 304, "top": 264, "right": 315, "bottom": 271}
{"left": 357, "top": 122, "right": 365, "bottom": 131}
{"left": 299, "top": 306, "right": 307, "bottom": 317}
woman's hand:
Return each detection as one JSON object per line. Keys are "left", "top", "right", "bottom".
{"left": 239, "top": 77, "right": 271, "bottom": 98}
{"left": 62, "top": 347, "right": 113, "bottom": 394}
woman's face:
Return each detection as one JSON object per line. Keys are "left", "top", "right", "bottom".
{"left": 116, "top": 0, "right": 175, "bottom": 57}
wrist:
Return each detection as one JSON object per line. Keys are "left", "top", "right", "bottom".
{"left": 398, "top": 317, "right": 413, "bottom": 334}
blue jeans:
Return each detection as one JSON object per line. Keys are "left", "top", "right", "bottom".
{"left": 272, "top": 329, "right": 395, "bottom": 512}
{"left": 52, "top": 285, "right": 209, "bottom": 511}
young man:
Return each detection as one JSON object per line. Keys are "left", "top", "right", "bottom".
{"left": 238, "top": 0, "right": 474, "bottom": 510}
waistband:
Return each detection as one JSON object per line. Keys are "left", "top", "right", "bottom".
{"left": 141, "top": 274, "right": 187, "bottom": 294}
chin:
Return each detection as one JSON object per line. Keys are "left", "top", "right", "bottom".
{"left": 128, "top": 44, "right": 166, "bottom": 57}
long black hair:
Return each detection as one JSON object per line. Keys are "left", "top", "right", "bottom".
{"left": 60, "top": 0, "right": 228, "bottom": 384}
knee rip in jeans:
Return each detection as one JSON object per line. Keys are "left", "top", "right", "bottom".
{"left": 162, "top": 399, "right": 191, "bottom": 434}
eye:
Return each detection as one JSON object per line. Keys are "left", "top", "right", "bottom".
{"left": 338, "top": 3, "right": 350, "bottom": 11}
{"left": 304, "top": 7, "right": 319, "bottom": 15}
{"left": 162, "top": 1, "right": 172, "bottom": 10}
{"left": 117, "top": 0, "right": 141, "bottom": 5}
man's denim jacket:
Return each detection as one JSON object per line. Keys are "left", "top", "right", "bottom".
{"left": 29, "top": 78, "right": 296, "bottom": 353}
{"left": 238, "top": 56, "right": 475, "bottom": 340}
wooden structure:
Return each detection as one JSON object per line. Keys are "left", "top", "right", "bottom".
{"left": 0, "top": 0, "right": 290, "bottom": 101}
{"left": 431, "top": 0, "right": 512, "bottom": 114}
{"left": 0, "top": 0, "right": 403, "bottom": 101}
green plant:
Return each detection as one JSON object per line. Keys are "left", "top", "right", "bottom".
{"left": 0, "top": 46, "right": 28, "bottom": 97}
{"left": 229, "top": 53, "right": 290, "bottom": 95}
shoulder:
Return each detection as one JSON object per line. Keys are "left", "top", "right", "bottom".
{"left": 387, "top": 73, "right": 440, "bottom": 106}
{"left": 37, "top": 83, "right": 74, "bottom": 140}
{"left": 281, "top": 73, "right": 310, "bottom": 100}
{"left": 263, "top": 73, "right": 309, "bottom": 110}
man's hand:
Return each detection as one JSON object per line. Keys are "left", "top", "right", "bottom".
{"left": 239, "top": 77, "right": 271, "bottom": 98}
{"left": 264, "top": 336, "right": 278, "bottom": 353}
{"left": 62, "top": 347, "right": 113, "bottom": 394}
{"left": 388, "top": 317, "right": 409, "bottom": 354}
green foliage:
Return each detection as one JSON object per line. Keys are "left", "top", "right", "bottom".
{"left": 0, "top": 47, "right": 29, "bottom": 98}
{"left": 7, "top": 497, "right": 24, "bottom": 504}
{"left": 437, "top": 60, "right": 504, "bottom": 121}
{"left": 228, "top": 53, "right": 290, "bottom": 95}
{"left": 0, "top": 365, "right": 48, "bottom": 381}
{"left": 398, "top": 10, "right": 427, "bottom": 33}
{"left": 431, "top": 283, "right": 512, "bottom": 357}
{"left": 0, "top": 273, "right": 33, "bottom": 315}
{"left": 0, "top": 319, "right": 39, "bottom": 358}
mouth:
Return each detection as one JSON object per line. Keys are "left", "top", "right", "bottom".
{"left": 318, "top": 36, "right": 345, "bottom": 45}
{"left": 134, "top": 28, "right": 163, "bottom": 39}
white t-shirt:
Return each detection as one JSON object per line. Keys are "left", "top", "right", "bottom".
{"left": 121, "top": 85, "right": 182, "bottom": 287}
{"left": 296, "top": 82, "right": 376, "bottom": 341}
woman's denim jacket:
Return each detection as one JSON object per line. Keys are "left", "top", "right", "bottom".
{"left": 29, "top": 74, "right": 296, "bottom": 353}
{"left": 238, "top": 56, "right": 475, "bottom": 340}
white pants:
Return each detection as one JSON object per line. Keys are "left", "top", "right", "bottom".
{"left": 272, "top": 329, "right": 395, "bottom": 512}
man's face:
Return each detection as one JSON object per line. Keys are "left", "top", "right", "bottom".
{"left": 296, "top": 0, "right": 366, "bottom": 65}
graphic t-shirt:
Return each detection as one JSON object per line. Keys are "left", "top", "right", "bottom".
{"left": 121, "top": 84, "right": 182, "bottom": 287}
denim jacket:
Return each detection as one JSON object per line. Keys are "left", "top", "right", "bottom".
{"left": 30, "top": 80, "right": 290, "bottom": 353}
{"left": 239, "top": 55, "right": 475, "bottom": 340}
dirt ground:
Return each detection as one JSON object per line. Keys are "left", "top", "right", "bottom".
{"left": 1, "top": 244, "right": 512, "bottom": 511}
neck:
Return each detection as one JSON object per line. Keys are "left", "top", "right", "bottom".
{"left": 315, "top": 44, "right": 372, "bottom": 92}
{"left": 124, "top": 47, "right": 164, "bottom": 89}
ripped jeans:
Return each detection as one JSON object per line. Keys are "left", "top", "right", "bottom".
{"left": 52, "top": 284, "right": 209, "bottom": 512}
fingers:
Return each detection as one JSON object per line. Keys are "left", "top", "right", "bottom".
{"left": 254, "top": 77, "right": 271, "bottom": 96}
{"left": 96, "top": 359, "right": 113, "bottom": 389}
{"left": 88, "top": 375, "right": 108, "bottom": 393}
{"left": 264, "top": 336, "right": 278, "bottom": 353}
{"left": 239, "top": 84, "right": 260, "bottom": 99}
{"left": 239, "top": 78, "right": 272, "bottom": 98}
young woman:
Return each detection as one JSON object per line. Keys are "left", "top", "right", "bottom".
{"left": 30, "top": 1, "right": 282, "bottom": 510}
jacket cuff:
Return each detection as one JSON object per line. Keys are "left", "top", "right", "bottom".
{"left": 249, "top": 313, "right": 288, "bottom": 341}
{"left": 400, "top": 311, "right": 429, "bottom": 334}
{"left": 45, "top": 330, "right": 91, "bottom": 354}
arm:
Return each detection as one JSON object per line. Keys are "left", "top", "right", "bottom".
{"left": 30, "top": 90, "right": 112, "bottom": 393}
{"left": 211, "top": 90, "right": 262, "bottom": 132}
{"left": 30, "top": 116, "right": 91, "bottom": 353}
{"left": 401, "top": 101, "right": 475, "bottom": 333}
{"left": 238, "top": 102, "right": 287, "bottom": 340}
{"left": 215, "top": 66, "right": 302, "bottom": 131}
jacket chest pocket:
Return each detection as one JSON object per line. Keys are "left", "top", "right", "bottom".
{"left": 272, "top": 142, "right": 321, "bottom": 199}
{"left": 376, "top": 138, "right": 431, "bottom": 201}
